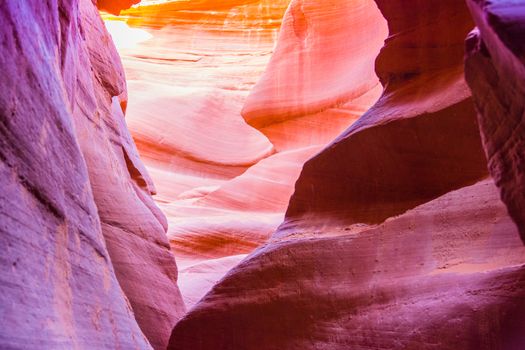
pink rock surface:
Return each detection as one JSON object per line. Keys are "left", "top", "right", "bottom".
{"left": 283, "top": 0, "right": 488, "bottom": 231}
{"left": 106, "top": 0, "right": 343, "bottom": 306}
{"left": 1, "top": 0, "right": 185, "bottom": 349}
{"left": 464, "top": 0, "right": 525, "bottom": 243}
{"left": 107, "top": 0, "right": 389, "bottom": 307}
{"left": 73, "top": 2, "right": 186, "bottom": 348}
{"left": 167, "top": 1, "right": 525, "bottom": 348}
{"left": 242, "top": 0, "right": 388, "bottom": 151}
{"left": 112, "top": 0, "right": 290, "bottom": 202}
{"left": 169, "top": 179, "right": 525, "bottom": 349}
{"left": 0, "top": 0, "right": 151, "bottom": 348}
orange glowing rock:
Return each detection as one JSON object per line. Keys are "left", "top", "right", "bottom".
{"left": 98, "top": 0, "right": 141, "bottom": 15}
{"left": 243, "top": 0, "right": 388, "bottom": 150}
{"left": 106, "top": 0, "right": 298, "bottom": 306}
{"left": 108, "top": 0, "right": 390, "bottom": 307}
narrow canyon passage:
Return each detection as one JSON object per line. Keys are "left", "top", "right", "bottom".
{"left": 103, "top": 0, "right": 388, "bottom": 308}
{"left": 1, "top": 0, "right": 525, "bottom": 350}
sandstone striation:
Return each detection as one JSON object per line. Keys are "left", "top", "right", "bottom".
{"left": 170, "top": 179, "right": 525, "bottom": 349}
{"left": 167, "top": 0, "right": 525, "bottom": 348}
{"left": 105, "top": 0, "right": 305, "bottom": 306}
{"left": 464, "top": 0, "right": 525, "bottom": 243}
{"left": 242, "top": 0, "right": 388, "bottom": 151}
{"left": 282, "top": 0, "right": 489, "bottom": 231}
{"left": 108, "top": 0, "right": 389, "bottom": 308}
{"left": 1, "top": 0, "right": 185, "bottom": 349}
{"left": 0, "top": 0, "right": 149, "bottom": 348}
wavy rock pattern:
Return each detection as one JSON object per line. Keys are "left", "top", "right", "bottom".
{"left": 283, "top": 0, "right": 488, "bottom": 232}
{"left": 107, "top": 0, "right": 352, "bottom": 307}
{"left": 167, "top": 0, "right": 525, "bottom": 348}
{"left": 242, "top": 0, "right": 388, "bottom": 151}
{"left": 170, "top": 179, "right": 525, "bottom": 349}
{"left": 109, "top": 0, "right": 389, "bottom": 308}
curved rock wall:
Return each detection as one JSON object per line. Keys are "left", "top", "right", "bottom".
{"left": 282, "top": 0, "right": 488, "bottom": 232}
{"left": 106, "top": 0, "right": 333, "bottom": 307}
{"left": 170, "top": 179, "right": 525, "bottom": 349}
{"left": 109, "top": 0, "right": 388, "bottom": 308}
{"left": 465, "top": 0, "right": 525, "bottom": 243}
{"left": 0, "top": 0, "right": 184, "bottom": 349}
{"left": 242, "top": 0, "right": 388, "bottom": 151}
{"left": 167, "top": 0, "right": 525, "bottom": 348}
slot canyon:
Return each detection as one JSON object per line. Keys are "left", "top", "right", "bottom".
{"left": 1, "top": 0, "right": 525, "bottom": 349}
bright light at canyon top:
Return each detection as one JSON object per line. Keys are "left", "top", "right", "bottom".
{"left": 104, "top": 20, "right": 152, "bottom": 49}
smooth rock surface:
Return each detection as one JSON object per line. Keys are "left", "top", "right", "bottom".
{"left": 242, "top": 0, "right": 388, "bottom": 151}
{"left": 107, "top": 0, "right": 389, "bottom": 308}
{"left": 283, "top": 0, "right": 488, "bottom": 232}
{"left": 106, "top": 0, "right": 366, "bottom": 307}
{"left": 169, "top": 179, "right": 525, "bottom": 349}
{"left": 167, "top": 1, "right": 525, "bottom": 349}
{"left": 464, "top": 0, "right": 525, "bottom": 243}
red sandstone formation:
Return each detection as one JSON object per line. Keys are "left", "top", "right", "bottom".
{"left": 107, "top": 0, "right": 304, "bottom": 306}
{"left": 168, "top": 0, "right": 525, "bottom": 348}
{"left": 282, "top": 0, "right": 489, "bottom": 231}
{"left": 3, "top": 0, "right": 525, "bottom": 348}
{"left": 109, "top": 0, "right": 388, "bottom": 307}
{"left": 464, "top": 0, "right": 525, "bottom": 243}
{"left": 0, "top": 0, "right": 184, "bottom": 349}
{"left": 242, "top": 0, "right": 388, "bottom": 151}
{"left": 170, "top": 179, "right": 525, "bottom": 349}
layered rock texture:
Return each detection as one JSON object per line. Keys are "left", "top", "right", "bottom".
{"left": 0, "top": 0, "right": 183, "bottom": 349}
{"left": 167, "top": 0, "right": 525, "bottom": 349}
{"left": 283, "top": 0, "right": 488, "bottom": 230}
{"left": 3, "top": 0, "right": 525, "bottom": 349}
{"left": 170, "top": 179, "right": 525, "bottom": 349}
{"left": 105, "top": 0, "right": 390, "bottom": 306}
{"left": 465, "top": 0, "right": 525, "bottom": 243}
{"left": 105, "top": 0, "right": 291, "bottom": 307}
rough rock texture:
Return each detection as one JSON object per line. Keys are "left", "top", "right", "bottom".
{"left": 0, "top": 0, "right": 149, "bottom": 348}
{"left": 282, "top": 0, "right": 489, "bottom": 231}
{"left": 170, "top": 179, "right": 525, "bottom": 349}
{"left": 464, "top": 0, "right": 525, "bottom": 243}
{"left": 0, "top": 0, "right": 184, "bottom": 349}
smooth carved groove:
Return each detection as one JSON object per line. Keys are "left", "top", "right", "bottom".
{"left": 284, "top": 98, "right": 488, "bottom": 227}
{"left": 291, "top": 2, "right": 308, "bottom": 42}
{"left": 281, "top": 0, "right": 484, "bottom": 232}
